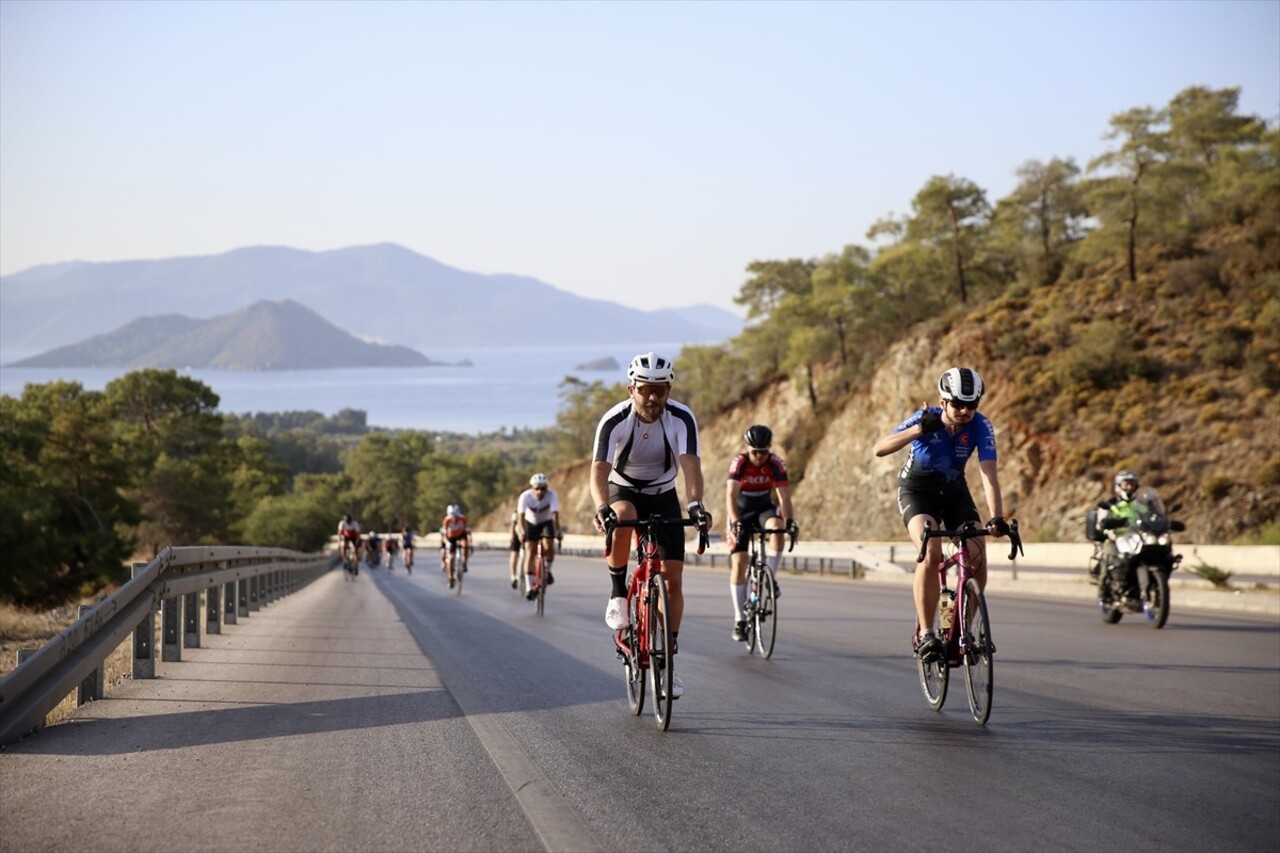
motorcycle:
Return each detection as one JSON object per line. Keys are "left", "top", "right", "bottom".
{"left": 1091, "top": 486, "right": 1185, "bottom": 629}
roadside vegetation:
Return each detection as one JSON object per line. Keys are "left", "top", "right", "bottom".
{"left": 2, "top": 84, "right": 1276, "bottom": 611}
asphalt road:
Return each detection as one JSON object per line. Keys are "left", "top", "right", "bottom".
{"left": 2, "top": 553, "right": 1277, "bottom": 853}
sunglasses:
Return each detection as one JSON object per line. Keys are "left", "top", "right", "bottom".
{"left": 748, "top": 447, "right": 771, "bottom": 455}
{"left": 946, "top": 399, "right": 979, "bottom": 412}
{"left": 632, "top": 384, "right": 670, "bottom": 398}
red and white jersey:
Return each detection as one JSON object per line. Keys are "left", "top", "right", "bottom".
{"left": 338, "top": 518, "right": 361, "bottom": 539}
{"left": 441, "top": 513, "right": 468, "bottom": 540}
{"left": 727, "top": 452, "right": 789, "bottom": 499}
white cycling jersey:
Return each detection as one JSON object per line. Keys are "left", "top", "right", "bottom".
{"left": 517, "top": 488, "right": 560, "bottom": 525}
{"left": 592, "top": 397, "right": 700, "bottom": 495}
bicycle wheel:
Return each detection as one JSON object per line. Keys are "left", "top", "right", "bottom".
{"left": 648, "top": 576, "right": 674, "bottom": 731}
{"left": 917, "top": 600, "right": 948, "bottom": 711}
{"left": 1141, "top": 567, "right": 1170, "bottom": 629}
{"left": 743, "top": 566, "right": 758, "bottom": 656}
{"left": 624, "top": 593, "right": 645, "bottom": 714}
{"left": 454, "top": 551, "right": 464, "bottom": 596}
{"left": 535, "top": 553, "right": 546, "bottom": 616}
{"left": 961, "top": 578, "right": 993, "bottom": 725}
{"left": 756, "top": 565, "right": 778, "bottom": 659}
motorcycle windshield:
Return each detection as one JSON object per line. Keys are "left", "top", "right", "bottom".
{"left": 1132, "top": 486, "right": 1167, "bottom": 517}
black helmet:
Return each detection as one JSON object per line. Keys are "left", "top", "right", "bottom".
{"left": 744, "top": 424, "right": 773, "bottom": 450}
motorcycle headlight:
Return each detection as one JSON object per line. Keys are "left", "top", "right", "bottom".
{"left": 1157, "top": 534, "right": 1170, "bottom": 546}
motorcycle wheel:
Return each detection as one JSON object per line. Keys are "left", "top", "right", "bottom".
{"left": 1098, "top": 580, "right": 1123, "bottom": 624}
{"left": 1142, "top": 567, "right": 1170, "bottom": 629}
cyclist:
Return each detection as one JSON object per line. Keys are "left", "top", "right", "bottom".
{"left": 400, "top": 525, "right": 415, "bottom": 573}
{"left": 366, "top": 530, "right": 382, "bottom": 567}
{"left": 337, "top": 513, "right": 362, "bottom": 565}
{"left": 507, "top": 510, "right": 522, "bottom": 589}
{"left": 591, "top": 352, "right": 711, "bottom": 700}
{"left": 872, "top": 367, "right": 1008, "bottom": 664}
{"left": 439, "top": 504, "right": 471, "bottom": 588}
{"left": 725, "top": 424, "right": 796, "bottom": 642}
{"left": 1092, "top": 470, "right": 1144, "bottom": 600}
{"left": 518, "top": 472, "right": 561, "bottom": 600}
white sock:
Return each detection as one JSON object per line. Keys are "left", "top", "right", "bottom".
{"left": 768, "top": 552, "right": 781, "bottom": 575}
{"left": 731, "top": 583, "right": 746, "bottom": 621}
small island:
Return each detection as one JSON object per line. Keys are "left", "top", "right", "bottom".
{"left": 575, "top": 356, "right": 620, "bottom": 371}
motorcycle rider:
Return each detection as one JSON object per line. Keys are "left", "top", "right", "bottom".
{"left": 1094, "top": 470, "right": 1144, "bottom": 601}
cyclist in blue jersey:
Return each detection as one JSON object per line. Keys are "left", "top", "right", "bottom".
{"left": 873, "top": 367, "right": 1009, "bottom": 664}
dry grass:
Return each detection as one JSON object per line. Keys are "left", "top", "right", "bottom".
{"left": 1, "top": 600, "right": 135, "bottom": 729}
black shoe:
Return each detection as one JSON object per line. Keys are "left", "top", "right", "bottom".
{"left": 731, "top": 620, "right": 747, "bottom": 642}
{"left": 914, "top": 632, "right": 942, "bottom": 663}
{"left": 448, "top": 578, "right": 454, "bottom": 588}
{"left": 511, "top": 578, "right": 518, "bottom": 589}
{"left": 547, "top": 569, "right": 555, "bottom": 585}
{"left": 771, "top": 576, "right": 781, "bottom": 598}
{"left": 526, "top": 587, "right": 538, "bottom": 601}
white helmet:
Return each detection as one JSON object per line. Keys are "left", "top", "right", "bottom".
{"left": 627, "top": 352, "right": 674, "bottom": 385}
{"left": 938, "top": 367, "right": 984, "bottom": 405}
{"left": 530, "top": 472, "right": 549, "bottom": 488}
{"left": 447, "top": 504, "right": 461, "bottom": 516}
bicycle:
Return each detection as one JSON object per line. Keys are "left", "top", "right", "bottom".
{"left": 738, "top": 519, "right": 798, "bottom": 659}
{"left": 604, "top": 514, "right": 709, "bottom": 731}
{"left": 445, "top": 539, "right": 467, "bottom": 594}
{"left": 526, "top": 537, "right": 551, "bottom": 616}
{"left": 915, "top": 520, "right": 1022, "bottom": 725}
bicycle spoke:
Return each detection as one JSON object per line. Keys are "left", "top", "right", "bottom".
{"left": 961, "top": 578, "right": 993, "bottom": 725}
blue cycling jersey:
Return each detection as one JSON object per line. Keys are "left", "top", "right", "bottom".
{"left": 894, "top": 407, "right": 997, "bottom": 483}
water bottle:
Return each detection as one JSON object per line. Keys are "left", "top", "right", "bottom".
{"left": 940, "top": 594, "right": 954, "bottom": 630}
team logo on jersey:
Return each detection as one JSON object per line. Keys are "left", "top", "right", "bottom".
{"left": 959, "top": 434, "right": 971, "bottom": 446}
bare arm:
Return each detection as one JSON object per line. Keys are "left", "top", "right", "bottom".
{"left": 873, "top": 423, "right": 923, "bottom": 457}
{"left": 590, "top": 460, "right": 612, "bottom": 511}
{"left": 978, "top": 458, "right": 1004, "bottom": 521}
{"left": 776, "top": 484, "right": 794, "bottom": 520}
{"left": 725, "top": 478, "right": 741, "bottom": 525}
{"left": 679, "top": 453, "right": 705, "bottom": 506}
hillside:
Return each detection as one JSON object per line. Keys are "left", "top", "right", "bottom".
{"left": 8, "top": 299, "right": 436, "bottom": 370}
{"left": 482, "top": 206, "right": 1280, "bottom": 545}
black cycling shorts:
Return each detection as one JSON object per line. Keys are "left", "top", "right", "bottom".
{"left": 509, "top": 534, "right": 521, "bottom": 552}
{"left": 524, "top": 520, "right": 556, "bottom": 542}
{"left": 730, "top": 497, "right": 780, "bottom": 555}
{"left": 606, "top": 485, "right": 685, "bottom": 562}
{"left": 895, "top": 477, "right": 980, "bottom": 530}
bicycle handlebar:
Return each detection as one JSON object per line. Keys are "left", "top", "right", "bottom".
{"left": 738, "top": 520, "right": 798, "bottom": 553}
{"left": 916, "top": 519, "right": 1023, "bottom": 564}
{"left": 604, "top": 515, "right": 710, "bottom": 556}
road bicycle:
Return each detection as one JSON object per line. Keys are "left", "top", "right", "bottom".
{"left": 738, "top": 519, "right": 798, "bottom": 659}
{"left": 446, "top": 539, "right": 467, "bottom": 594}
{"left": 527, "top": 536, "right": 549, "bottom": 616}
{"left": 915, "top": 519, "right": 1022, "bottom": 725}
{"left": 605, "top": 514, "right": 709, "bottom": 731}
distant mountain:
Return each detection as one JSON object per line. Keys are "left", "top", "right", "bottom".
{"left": 0, "top": 244, "right": 744, "bottom": 352}
{"left": 7, "top": 300, "right": 438, "bottom": 370}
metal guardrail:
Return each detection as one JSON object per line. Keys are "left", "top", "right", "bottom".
{"left": 0, "top": 545, "right": 330, "bottom": 746}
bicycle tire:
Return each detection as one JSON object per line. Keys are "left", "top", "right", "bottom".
{"left": 743, "top": 564, "right": 759, "bottom": 656}
{"left": 961, "top": 578, "right": 993, "bottom": 725}
{"left": 917, "top": 596, "right": 948, "bottom": 711}
{"left": 454, "top": 549, "right": 464, "bottom": 596}
{"left": 535, "top": 551, "right": 546, "bottom": 616}
{"left": 756, "top": 565, "right": 777, "bottom": 659}
{"left": 649, "top": 575, "right": 674, "bottom": 731}
{"left": 625, "top": 593, "right": 644, "bottom": 715}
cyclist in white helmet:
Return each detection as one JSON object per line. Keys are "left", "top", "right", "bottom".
{"left": 591, "top": 352, "right": 710, "bottom": 700}
{"left": 873, "top": 367, "right": 1008, "bottom": 664}
{"left": 517, "top": 472, "right": 561, "bottom": 600}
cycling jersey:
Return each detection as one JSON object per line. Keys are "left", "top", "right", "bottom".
{"left": 593, "top": 398, "right": 700, "bottom": 495}
{"left": 893, "top": 407, "right": 997, "bottom": 483}
{"left": 338, "top": 519, "right": 361, "bottom": 540}
{"left": 727, "top": 452, "right": 789, "bottom": 501}
{"left": 517, "top": 488, "right": 560, "bottom": 526}
{"left": 441, "top": 514, "right": 469, "bottom": 540}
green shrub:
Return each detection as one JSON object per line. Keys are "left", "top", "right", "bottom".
{"left": 1201, "top": 475, "right": 1233, "bottom": 501}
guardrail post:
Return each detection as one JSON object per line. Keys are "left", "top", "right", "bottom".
{"left": 183, "top": 591, "right": 201, "bottom": 648}
{"left": 132, "top": 563, "right": 156, "bottom": 679}
{"left": 75, "top": 605, "right": 106, "bottom": 705}
{"left": 162, "top": 595, "right": 181, "bottom": 662}
{"left": 238, "top": 577, "right": 249, "bottom": 618}
{"left": 206, "top": 583, "right": 221, "bottom": 635}
{"left": 224, "top": 580, "right": 238, "bottom": 625}
{"left": 249, "top": 575, "right": 261, "bottom": 612}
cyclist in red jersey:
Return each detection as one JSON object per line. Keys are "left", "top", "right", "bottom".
{"left": 725, "top": 424, "right": 796, "bottom": 642}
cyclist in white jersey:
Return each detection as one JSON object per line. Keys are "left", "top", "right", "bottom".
{"left": 591, "top": 352, "right": 711, "bottom": 700}
{"left": 517, "top": 472, "right": 561, "bottom": 599}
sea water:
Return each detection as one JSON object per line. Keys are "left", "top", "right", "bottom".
{"left": 0, "top": 344, "right": 664, "bottom": 434}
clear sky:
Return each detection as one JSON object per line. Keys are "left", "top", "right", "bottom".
{"left": 1, "top": 0, "right": 1276, "bottom": 313}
